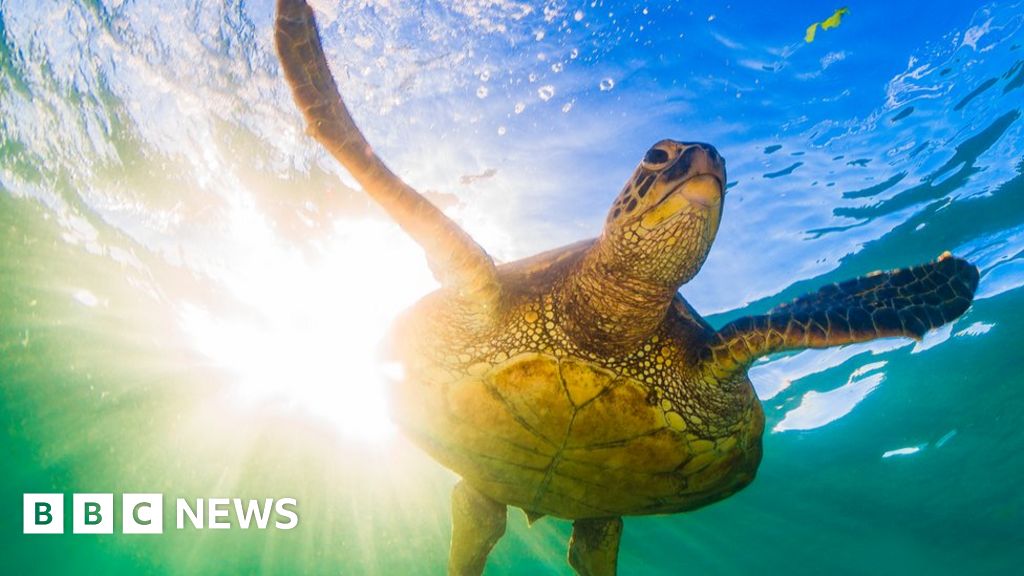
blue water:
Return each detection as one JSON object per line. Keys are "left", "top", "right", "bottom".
{"left": 1, "top": 1, "right": 1022, "bottom": 574}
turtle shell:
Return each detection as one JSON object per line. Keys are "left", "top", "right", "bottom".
{"left": 391, "top": 349, "right": 763, "bottom": 519}
{"left": 387, "top": 240, "right": 763, "bottom": 519}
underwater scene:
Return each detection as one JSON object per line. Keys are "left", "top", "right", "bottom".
{"left": 1, "top": 0, "right": 1023, "bottom": 574}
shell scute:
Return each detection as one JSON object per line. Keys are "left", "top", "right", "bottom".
{"left": 567, "top": 378, "right": 664, "bottom": 449}
{"left": 486, "top": 353, "right": 574, "bottom": 444}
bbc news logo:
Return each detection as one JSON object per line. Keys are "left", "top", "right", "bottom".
{"left": 24, "top": 493, "right": 298, "bottom": 534}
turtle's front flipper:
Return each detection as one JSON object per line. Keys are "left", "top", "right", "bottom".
{"left": 274, "top": 0, "right": 500, "bottom": 309}
{"left": 708, "top": 253, "right": 979, "bottom": 374}
{"left": 568, "top": 517, "right": 623, "bottom": 576}
{"left": 449, "top": 481, "right": 507, "bottom": 576}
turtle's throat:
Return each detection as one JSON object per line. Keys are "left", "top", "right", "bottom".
{"left": 559, "top": 238, "right": 679, "bottom": 354}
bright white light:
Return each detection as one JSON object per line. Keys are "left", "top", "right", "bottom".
{"left": 178, "top": 201, "right": 437, "bottom": 442}
{"left": 955, "top": 322, "right": 994, "bottom": 337}
{"left": 882, "top": 445, "right": 926, "bottom": 458}
{"left": 73, "top": 289, "right": 100, "bottom": 307}
{"left": 773, "top": 370, "right": 885, "bottom": 433}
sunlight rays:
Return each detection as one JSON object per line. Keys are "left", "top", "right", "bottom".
{"left": 177, "top": 200, "right": 437, "bottom": 441}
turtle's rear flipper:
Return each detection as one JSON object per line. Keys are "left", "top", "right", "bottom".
{"left": 708, "top": 252, "right": 979, "bottom": 374}
{"left": 568, "top": 517, "right": 623, "bottom": 576}
{"left": 449, "top": 481, "right": 507, "bottom": 576}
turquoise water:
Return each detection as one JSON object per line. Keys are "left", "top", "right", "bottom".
{"left": 1, "top": 1, "right": 1022, "bottom": 574}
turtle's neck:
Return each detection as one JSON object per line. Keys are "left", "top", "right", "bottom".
{"left": 558, "top": 237, "right": 678, "bottom": 356}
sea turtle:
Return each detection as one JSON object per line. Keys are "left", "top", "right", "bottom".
{"left": 274, "top": 1, "right": 980, "bottom": 574}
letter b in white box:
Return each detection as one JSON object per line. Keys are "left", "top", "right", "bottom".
{"left": 23, "top": 494, "right": 63, "bottom": 534}
{"left": 122, "top": 493, "right": 163, "bottom": 534}
{"left": 73, "top": 493, "right": 113, "bottom": 534}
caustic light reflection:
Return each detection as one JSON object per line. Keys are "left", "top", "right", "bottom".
{"left": 177, "top": 202, "right": 437, "bottom": 441}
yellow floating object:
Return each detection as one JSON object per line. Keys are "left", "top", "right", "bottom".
{"left": 805, "top": 22, "right": 819, "bottom": 43}
{"left": 805, "top": 7, "right": 849, "bottom": 43}
{"left": 821, "top": 7, "right": 850, "bottom": 30}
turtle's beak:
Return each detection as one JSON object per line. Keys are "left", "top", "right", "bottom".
{"left": 641, "top": 145, "right": 725, "bottom": 230}
{"left": 675, "top": 174, "right": 723, "bottom": 209}
{"left": 663, "top": 143, "right": 726, "bottom": 202}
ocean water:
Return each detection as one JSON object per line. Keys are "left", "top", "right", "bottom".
{"left": 1, "top": 1, "right": 1022, "bottom": 574}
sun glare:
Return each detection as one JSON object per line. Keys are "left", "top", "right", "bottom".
{"left": 177, "top": 200, "right": 438, "bottom": 442}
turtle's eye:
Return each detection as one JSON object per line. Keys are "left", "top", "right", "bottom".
{"left": 642, "top": 147, "right": 670, "bottom": 169}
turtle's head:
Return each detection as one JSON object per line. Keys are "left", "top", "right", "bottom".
{"left": 600, "top": 139, "right": 726, "bottom": 287}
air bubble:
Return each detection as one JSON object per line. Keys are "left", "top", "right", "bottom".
{"left": 562, "top": 101, "right": 573, "bottom": 113}
{"left": 599, "top": 78, "right": 615, "bottom": 91}
{"left": 497, "top": 126, "right": 507, "bottom": 136}
{"left": 476, "top": 86, "right": 488, "bottom": 98}
{"left": 570, "top": 48, "right": 579, "bottom": 59}
{"left": 551, "top": 62, "right": 564, "bottom": 73}
{"left": 574, "top": 10, "right": 584, "bottom": 21}
{"left": 514, "top": 102, "right": 526, "bottom": 114}
{"left": 528, "top": 72, "right": 538, "bottom": 82}
{"left": 538, "top": 85, "right": 555, "bottom": 101}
